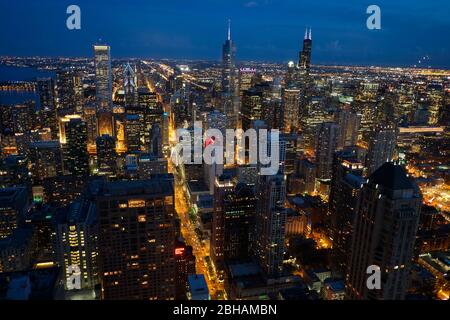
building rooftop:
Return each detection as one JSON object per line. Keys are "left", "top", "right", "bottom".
{"left": 91, "top": 175, "right": 174, "bottom": 197}
{"left": 0, "top": 267, "right": 62, "bottom": 300}
{"left": 370, "top": 163, "right": 415, "bottom": 190}
{"left": 29, "top": 140, "right": 60, "bottom": 149}
{"left": 187, "top": 179, "right": 209, "bottom": 193}
{"left": 0, "top": 187, "right": 27, "bottom": 205}
{"left": 188, "top": 274, "right": 209, "bottom": 295}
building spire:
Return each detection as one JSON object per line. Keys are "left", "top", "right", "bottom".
{"left": 309, "top": 27, "right": 312, "bottom": 40}
{"left": 304, "top": 27, "right": 308, "bottom": 40}
{"left": 228, "top": 19, "right": 231, "bottom": 41}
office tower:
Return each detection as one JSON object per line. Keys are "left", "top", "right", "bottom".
{"left": 37, "top": 78, "right": 58, "bottom": 139}
{"left": 94, "top": 45, "right": 112, "bottom": 112}
{"left": 0, "top": 187, "right": 29, "bottom": 239}
{"left": 329, "top": 151, "right": 365, "bottom": 276}
{"left": 28, "top": 141, "right": 63, "bottom": 183}
{"left": 335, "top": 108, "right": 361, "bottom": 149}
{"left": 221, "top": 19, "right": 237, "bottom": 124}
{"left": 175, "top": 239, "right": 196, "bottom": 300}
{"left": 56, "top": 70, "right": 83, "bottom": 114}
{"left": 25, "top": 206, "right": 57, "bottom": 266}
{"left": 150, "top": 123, "right": 163, "bottom": 158}
{"left": 56, "top": 198, "right": 98, "bottom": 290}
{"left": 282, "top": 88, "right": 301, "bottom": 133}
{"left": 315, "top": 122, "right": 339, "bottom": 180}
{"left": 254, "top": 173, "right": 287, "bottom": 278}
{"left": 131, "top": 88, "right": 162, "bottom": 152}
{"left": 296, "top": 158, "right": 316, "bottom": 194}
{"left": 124, "top": 63, "right": 138, "bottom": 108}
{"left": 94, "top": 177, "right": 176, "bottom": 300}
{"left": 252, "top": 133, "right": 287, "bottom": 278}
{"left": 299, "top": 28, "right": 312, "bottom": 75}
{"left": 211, "top": 175, "right": 256, "bottom": 270}
{"left": 12, "top": 103, "right": 35, "bottom": 134}
{"left": 138, "top": 154, "right": 168, "bottom": 178}
{"left": 285, "top": 61, "right": 296, "bottom": 87}
{"left": 96, "top": 134, "right": 117, "bottom": 177}
{"left": 84, "top": 105, "right": 98, "bottom": 149}
{"left": 238, "top": 68, "right": 257, "bottom": 100}
{"left": 346, "top": 163, "right": 422, "bottom": 300}
{"left": 365, "top": 124, "right": 397, "bottom": 175}
{"left": 241, "top": 82, "right": 271, "bottom": 131}
{"left": 63, "top": 118, "right": 89, "bottom": 177}
{"left": 125, "top": 114, "right": 143, "bottom": 152}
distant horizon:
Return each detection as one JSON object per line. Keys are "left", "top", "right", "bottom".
{"left": 1, "top": 55, "right": 450, "bottom": 72}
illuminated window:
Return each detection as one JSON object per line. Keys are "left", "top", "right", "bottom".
{"left": 128, "top": 200, "right": 145, "bottom": 208}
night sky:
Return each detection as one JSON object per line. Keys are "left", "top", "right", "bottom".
{"left": 0, "top": 0, "right": 449, "bottom": 67}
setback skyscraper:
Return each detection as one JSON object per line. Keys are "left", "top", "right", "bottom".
{"left": 346, "top": 163, "right": 422, "bottom": 300}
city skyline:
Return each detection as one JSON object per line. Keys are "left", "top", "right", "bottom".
{"left": 1, "top": 0, "right": 450, "bottom": 68}
{"left": 0, "top": 0, "right": 448, "bottom": 305}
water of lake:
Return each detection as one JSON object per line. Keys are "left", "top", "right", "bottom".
{"left": 0, "top": 64, "right": 55, "bottom": 106}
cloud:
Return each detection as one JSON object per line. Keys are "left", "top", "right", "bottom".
{"left": 244, "top": 1, "right": 259, "bottom": 8}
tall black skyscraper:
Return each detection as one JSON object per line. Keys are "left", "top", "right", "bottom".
{"left": 299, "top": 28, "right": 312, "bottom": 76}
{"left": 221, "top": 20, "right": 237, "bottom": 127}
{"left": 64, "top": 118, "right": 89, "bottom": 177}
{"left": 222, "top": 20, "right": 235, "bottom": 97}
{"left": 211, "top": 175, "right": 256, "bottom": 271}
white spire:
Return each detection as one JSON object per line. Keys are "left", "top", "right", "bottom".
{"left": 304, "top": 27, "right": 308, "bottom": 40}
{"left": 228, "top": 19, "right": 231, "bottom": 41}
{"left": 309, "top": 27, "right": 312, "bottom": 40}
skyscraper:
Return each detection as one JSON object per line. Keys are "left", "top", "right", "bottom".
{"left": 94, "top": 45, "right": 113, "bottom": 112}
{"left": 174, "top": 239, "right": 196, "bottom": 300}
{"left": 56, "top": 198, "right": 98, "bottom": 290}
{"left": 329, "top": 151, "right": 365, "bottom": 276}
{"left": 254, "top": 173, "right": 287, "bottom": 278}
{"left": 37, "top": 78, "right": 58, "bottom": 139}
{"left": 96, "top": 134, "right": 117, "bottom": 177}
{"left": 346, "top": 163, "right": 422, "bottom": 300}
{"left": 365, "top": 124, "right": 397, "bottom": 175}
{"left": 94, "top": 45, "right": 114, "bottom": 138}
{"left": 335, "top": 108, "right": 361, "bottom": 149}
{"left": 124, "top": 63, "right": 138, "bottom": 108}
{"left": 282, "top": 88, "right": 301, "bottom": 133}
{"left": 56, "top": 70, "right": 83, "bottom": 114}
{"left": 29, "top": 141, "right": 63, "bottom": 183}
{"left": 0, "top": 187, "right": 29, "bottom": 239}
{"left": 221, "top": 20, "right": 237, "bottom": 127}
{"left": 315, "top": 122, "right": 340, "bottom": 180}
{"left": 94, "top": 177, "right": 176, "bottom": 300}
{"left": 63, "top": 118, "right": 89, "bottom": 177}
{"left": 299, "top": 28, "right": 312, "bottom": 76}
{"left": 253, "top": 135, "right": 287, "bottom": 278}
{"left": 211, "top": 175, "right": 256, "bottom": 270}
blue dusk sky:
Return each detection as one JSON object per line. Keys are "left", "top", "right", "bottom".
{"left": 0, "top": 0, "right": 449, "bottom": 67}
